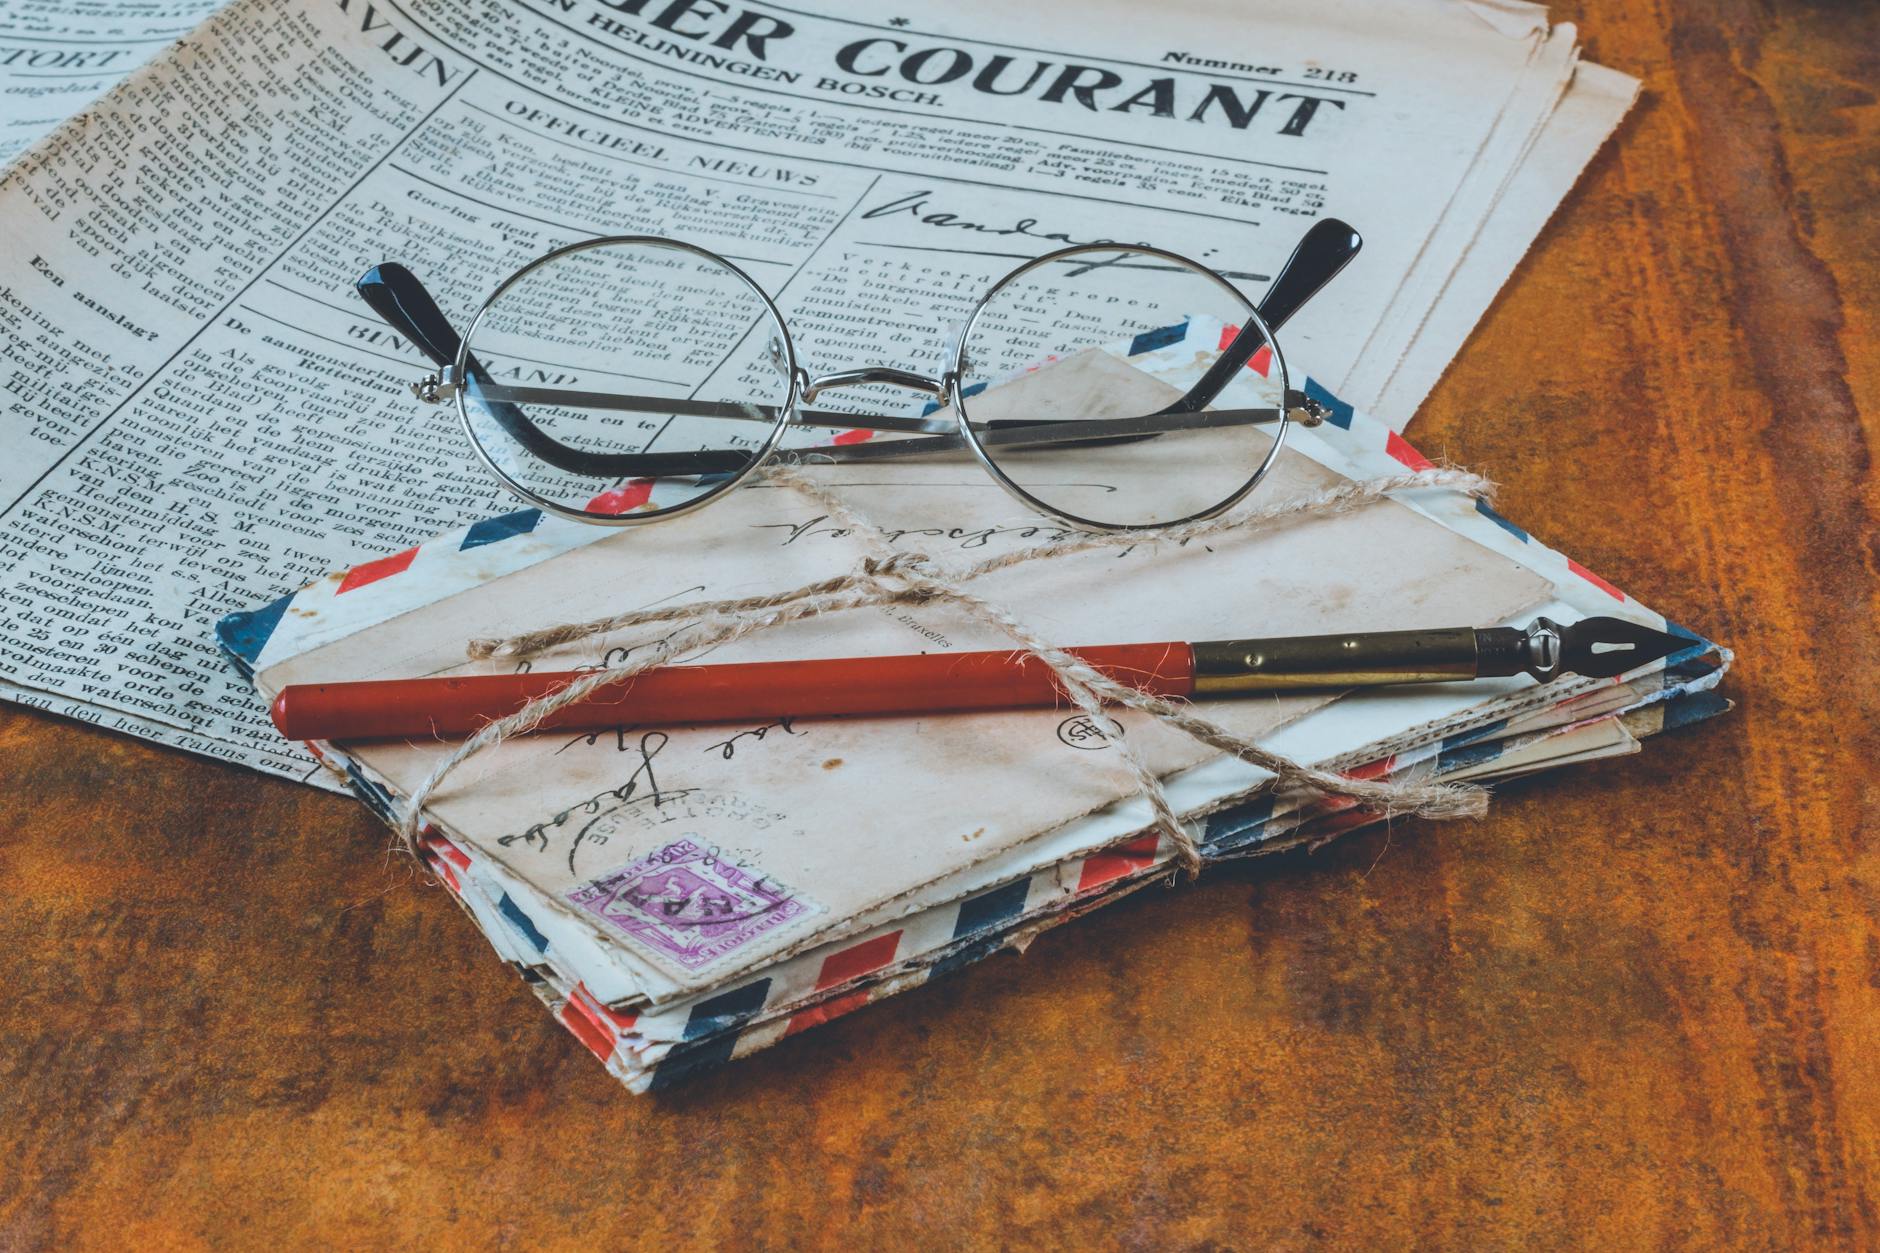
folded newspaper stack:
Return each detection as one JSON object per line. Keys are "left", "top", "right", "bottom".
{"left": 218, "top": 331, "right": 1730, "bottom": 1092}
{"left": 0, "top": 0, "right": 1643, "bottom": 784}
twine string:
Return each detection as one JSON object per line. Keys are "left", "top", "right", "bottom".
{"left": 402, "top": 465, "right": 1497, "bottom": 875}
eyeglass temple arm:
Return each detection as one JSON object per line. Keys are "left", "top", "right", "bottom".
{"left": 965, "top": 217, "right": 1359, "bottom": 452}
{"left": 356, "top": 263, "right": 757, "bottom": 478}
{"left": 352, "top": 261, "right": 1079, "bottom": 479}
{"left": 355, "top": 262, "right": 945, "bottom": 432}
{"left": 1161, "top": 218, "right": 1362, "bottom": 417}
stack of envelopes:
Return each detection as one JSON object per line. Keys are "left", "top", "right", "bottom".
{"left": 219, "top": 324, "right": 1730, "bottom": 1092}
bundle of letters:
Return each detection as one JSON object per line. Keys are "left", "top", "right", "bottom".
{"left": 219, "top": 332, "right": 1732, "bottom": 1091}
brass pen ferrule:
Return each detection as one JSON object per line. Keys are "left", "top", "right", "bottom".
{"left": 1190, "top": 627, "right": 1482, "bottom": 694}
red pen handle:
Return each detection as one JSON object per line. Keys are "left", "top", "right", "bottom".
{"left": 270, "top": 642, "right": 1197, "bottom": 741}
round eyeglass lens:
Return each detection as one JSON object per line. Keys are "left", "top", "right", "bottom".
{"left": 956, "top": 246, "right": 1287, "bottom": 529}
{"left": 458, "top": 238, "right": 793, "bottom": 522}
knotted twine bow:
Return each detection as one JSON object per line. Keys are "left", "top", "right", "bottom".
{"left": 397, "top": 464, "right": 1497, "bottom": 876}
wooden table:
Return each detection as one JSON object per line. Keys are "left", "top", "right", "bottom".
{"left": 3, "top": 0, "right": 1875, "bottom": 1244}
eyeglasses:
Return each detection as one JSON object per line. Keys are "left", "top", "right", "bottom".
{"left": 357, "top": 218, "right": 1360, "bottom": 533}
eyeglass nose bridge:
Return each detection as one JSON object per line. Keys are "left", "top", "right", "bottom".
{"left": 797, "top": 364, "right": 951, "bottom": 406}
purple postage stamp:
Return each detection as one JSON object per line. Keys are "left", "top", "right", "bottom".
{"left": 565, "top": 838, "right": 814, "bottom": 971}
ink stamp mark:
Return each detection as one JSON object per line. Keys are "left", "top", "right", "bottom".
{"left": 566, "top": 837, "right": 815, "bottom": 971}
{"left": 1057, "top": 713, "right": 1124, "bottom": 750}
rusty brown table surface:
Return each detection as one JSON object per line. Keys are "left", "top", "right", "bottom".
{"left": 3, "top": 1, "right": 1876, "bottom": 1246}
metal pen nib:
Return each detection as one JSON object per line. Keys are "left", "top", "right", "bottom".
{"left": 1473, "top": 616, "right": 1689, "bottom": 682}
{"left": 1189, "top": 615, "right": 1691, "bottom": 694}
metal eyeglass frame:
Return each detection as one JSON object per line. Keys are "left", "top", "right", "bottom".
{"left": 355, "top": 218, "right": 1361, "bottom": 533}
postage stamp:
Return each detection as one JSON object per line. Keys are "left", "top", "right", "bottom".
{"left": 565, "top": 837, "right": 817, "bottom": 972}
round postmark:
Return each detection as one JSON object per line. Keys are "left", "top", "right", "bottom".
{"left": 1057, "top": 713, "right": 1125, "bottom": 750}
{"left": 567, "top": 787, "right": 797, "bottom": 878}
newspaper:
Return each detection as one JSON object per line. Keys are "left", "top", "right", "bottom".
{"left": 0, "top": 0, "right": 224, "bottom": 161}
{"left": 1370, "top": 59, "right": 1639, "bottom": 415}
{"left": 0, "top": 0, "right": 1636, "bottom": 778}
